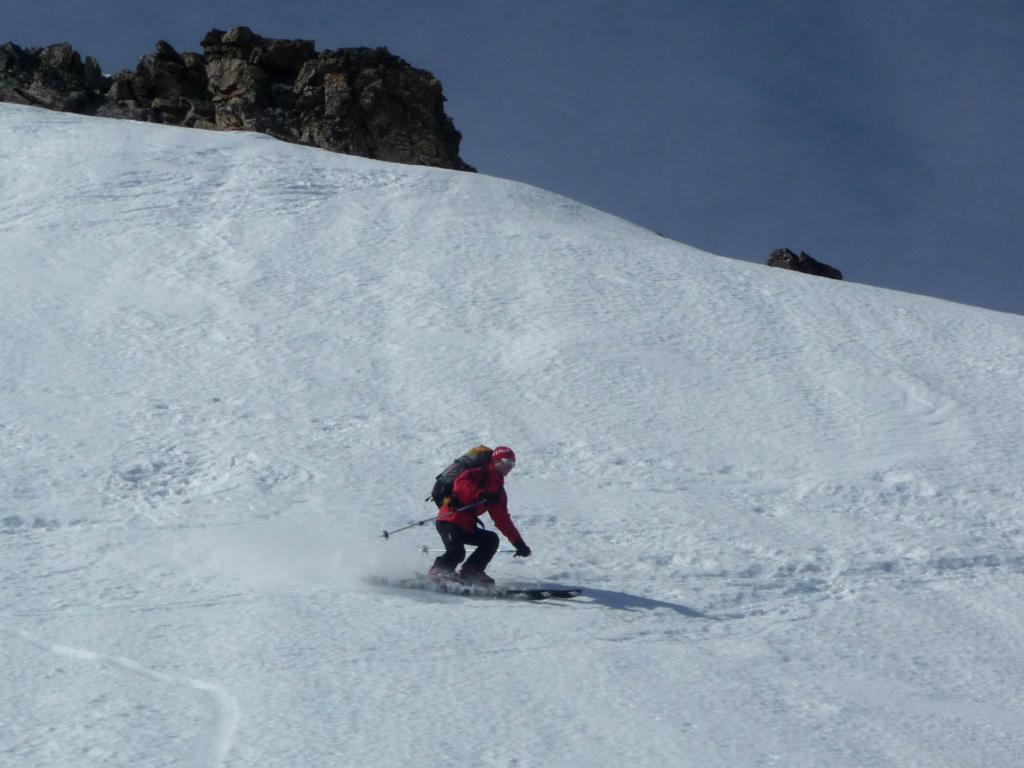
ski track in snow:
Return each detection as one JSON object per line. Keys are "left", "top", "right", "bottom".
{"left": 1, "top": 622, "right": 239, "bottom": 768}
{"left": 2, "top": 104, "right": 1024, "bottom": 767}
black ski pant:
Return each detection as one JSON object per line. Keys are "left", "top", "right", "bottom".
{"left": 433, "top": 521, "right": 499, "bottom": 573}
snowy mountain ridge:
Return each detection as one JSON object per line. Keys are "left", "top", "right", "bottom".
{"left": 2, "top": 103, "right": 1023, "bottom": 767}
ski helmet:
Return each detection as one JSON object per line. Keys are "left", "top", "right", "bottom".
{"left": 492, "top": 445, "right": 516, "bottom": 476}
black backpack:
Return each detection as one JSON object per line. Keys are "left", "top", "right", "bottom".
{"left": 428, "top": 445, "right": 493, "bottom": 507}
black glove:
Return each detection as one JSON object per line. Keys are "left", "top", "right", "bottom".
{"left": 478, "top": 491, "right": 501, "bottom": 504}
{"left": 514, "top": 541, "right": 532, "bottom": 558}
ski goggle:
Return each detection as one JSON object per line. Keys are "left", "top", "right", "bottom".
{"left": 494, "top": 457, "right": 515, "bottom": 475}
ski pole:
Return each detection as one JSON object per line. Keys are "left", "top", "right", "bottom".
{"left": 380, "top": 500, "right": 486, "bottom": 540}
{"left": 381, "top": 516, "right": 434, "bottom": 540}
{"left": 419, "top": 545, "right": 518, "bottom": 555}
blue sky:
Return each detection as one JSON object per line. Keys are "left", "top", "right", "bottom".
{"left": 5, "top": 0, "right": 1022, "bottom": 314}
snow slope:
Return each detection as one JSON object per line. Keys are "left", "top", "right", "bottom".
{"left": 2, "top": 103, "right": 1023, "bottom": 767}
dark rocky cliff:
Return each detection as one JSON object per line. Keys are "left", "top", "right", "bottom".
{"left": 767, "top": 248, "right": 843, "bottom": 280}
{"left": 0, "top": 27, "right": 473, "bottom": 171}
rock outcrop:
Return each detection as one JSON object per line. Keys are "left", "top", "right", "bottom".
{"left": 0, "top": 42, "right": 105, "bottom": 112}
{"left": 767, "top": 248, "right": 843, "bottom": 280}
{"left": 0, "top": 28, "right": 473, "bottom": 171}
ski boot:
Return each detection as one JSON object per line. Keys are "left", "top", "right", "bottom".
{"left": 428, "top": 564, "right": 460, "bottom": 583}
{"left": 458, "top": 566, "right": 495, "bottom": 587}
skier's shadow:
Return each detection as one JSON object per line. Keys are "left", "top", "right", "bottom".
{"left": 539, "top": 584, "right": 715, "bottom": 619}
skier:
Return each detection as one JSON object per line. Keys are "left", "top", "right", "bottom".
{"left": 428, "top": 445, "right": 531, "bottom": 585}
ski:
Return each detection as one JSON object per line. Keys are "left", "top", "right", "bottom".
{"left": 367, "top": 575, "right": 582, "bottom": 601}
{"left": 521, "top": 587, "right": 583, "bottom": 599}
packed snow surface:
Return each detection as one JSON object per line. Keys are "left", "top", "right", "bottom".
{"left": 2, "top": 103, "right": 1024, "bottom": 767}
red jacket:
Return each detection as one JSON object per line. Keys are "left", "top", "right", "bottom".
{"left": 437, "top": 463, "right": 523, "bottom": 545}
